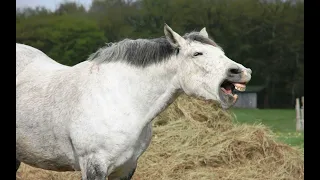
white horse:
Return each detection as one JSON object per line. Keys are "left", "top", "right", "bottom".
{"left": 16, "top": 24, "right": 252, "bottom": 180}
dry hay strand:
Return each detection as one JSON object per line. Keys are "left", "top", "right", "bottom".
{"left": 16, "top": 94, "right": 304, "bottom": 180}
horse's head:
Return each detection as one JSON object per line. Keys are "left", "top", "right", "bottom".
{"left": 164, "top": 24, "right": 252, "bottom": 109}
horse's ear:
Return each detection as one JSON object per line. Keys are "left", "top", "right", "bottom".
{"left": 199, "top": 27, "right": 209, "bottom": 38}
{"left": 164, "top": 24, "right": 186, "bottom": 48}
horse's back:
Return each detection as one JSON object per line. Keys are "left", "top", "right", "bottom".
{"left": 16, "top": 43, "right": 66, "bottom": 76}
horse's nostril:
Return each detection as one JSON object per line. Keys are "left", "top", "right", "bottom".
{"left": 228, "top": 68, "right": 241, "bottom": 75}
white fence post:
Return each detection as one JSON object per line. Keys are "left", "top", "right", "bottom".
{"left": 301, "top": 96, "right": 304, "bottom": 131}
{"left": 295, "top": 97, "right": 304, "bottom": 132}
{"left": 295, "top": 98, "right": 301, "bottom": 131}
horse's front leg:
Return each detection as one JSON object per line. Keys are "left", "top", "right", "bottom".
{"left": 108, "top": 160, "right": 137, "bottom": 180}
{"left": 79, "top": 154, "right": 109, "bottom": 180}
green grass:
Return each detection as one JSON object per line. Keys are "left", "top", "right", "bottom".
{"left": 230, "top": 108, "right": 304, "bottom": 148}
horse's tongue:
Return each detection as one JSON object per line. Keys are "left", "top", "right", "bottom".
{"left": 222, "top": 85, "right": 232, "bottom": 94}
{"left": 225, "top": 88, "right": 232, "bottom": 94}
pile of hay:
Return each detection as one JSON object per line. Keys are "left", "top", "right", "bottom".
{"left": 17, "top": 94, "right": 304, "bottom": 180}
{"left": 133, "top": 94, "right": 304, "bottom": 180}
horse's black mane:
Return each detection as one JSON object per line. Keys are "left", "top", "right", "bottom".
{"left": 88, "top": 32, "right": 220, "bottom": 67}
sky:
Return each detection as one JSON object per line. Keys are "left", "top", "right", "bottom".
{"left": 16, "top": 0, "right": 296, "bottom": 11}
{"left": 16, "top": 0, "right": 92, "bottom": 11}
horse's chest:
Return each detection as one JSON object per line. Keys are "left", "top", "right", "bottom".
{"left": 114, "top": 123, "right": 153, "bottom": 167}
{"left": 134, "top": 122, "right": 153, "bottom": 156}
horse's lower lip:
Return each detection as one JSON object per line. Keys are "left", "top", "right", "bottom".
{"left": 221, "top": 91, "right": 238, "bottom": 101}
{"left": 219, "top": 86, "right": 239, "bottom": 108}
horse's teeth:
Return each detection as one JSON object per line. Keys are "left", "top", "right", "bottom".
{"left": 235, "top": 86, "right": 246, "bottom": 92}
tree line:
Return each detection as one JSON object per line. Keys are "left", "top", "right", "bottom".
{"left": 16, "top": 0, "right": 304, "bottom": 108}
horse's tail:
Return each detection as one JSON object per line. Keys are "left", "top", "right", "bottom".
{"left": 16, "top": 43, "right": 48, "bottom": 77}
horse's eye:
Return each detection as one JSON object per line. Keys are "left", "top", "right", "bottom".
{"left": 193, "top": 52, "right": 203, "bottom": 56}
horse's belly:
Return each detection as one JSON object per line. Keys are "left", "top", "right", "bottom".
{"left": 16, "top": 130, "right": 76, "bottom": 171}
{"left": 16, "top": 154, "right": 74, "bottom": 172}
{"left": 16, "top": 112, "right": 76, "bottom": 171}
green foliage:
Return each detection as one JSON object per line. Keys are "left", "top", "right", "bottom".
{"left": 16, "top": 14, "right": 106, "bottom": 65}
{"left": 16, "top": 0, "right": 304, "bottom": 107}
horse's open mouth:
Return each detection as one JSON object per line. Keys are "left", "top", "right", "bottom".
{"left": 220, "top": 80, "right": 247, "bottom": 103}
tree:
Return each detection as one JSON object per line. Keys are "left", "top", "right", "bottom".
{"left": 55, "top": 2, "right": 86, "bottom": 15}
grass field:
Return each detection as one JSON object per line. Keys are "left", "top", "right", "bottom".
{"left": 230, "top": 108, "right": 304, "bottom": 148}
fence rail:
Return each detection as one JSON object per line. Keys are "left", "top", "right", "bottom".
{"left": 295, "top": 96, "right": 304, "bottom": 132}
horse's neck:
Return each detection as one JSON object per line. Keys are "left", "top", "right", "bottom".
{"left": 95, "top": 61, "right": 180, "bottom": 128}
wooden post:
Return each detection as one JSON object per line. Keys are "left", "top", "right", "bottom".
{"left": 295, "top": 98, "right": 301, "bottom": 131}
{"left": 301, "top": 96, "right": 304, "bottom": 131}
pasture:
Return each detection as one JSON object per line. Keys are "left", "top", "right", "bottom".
{"left": 16, "top": 95, "right": 304, "bottom": 180}
{"left": 231, "top": 108, "right": 304, "bottom": 148}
